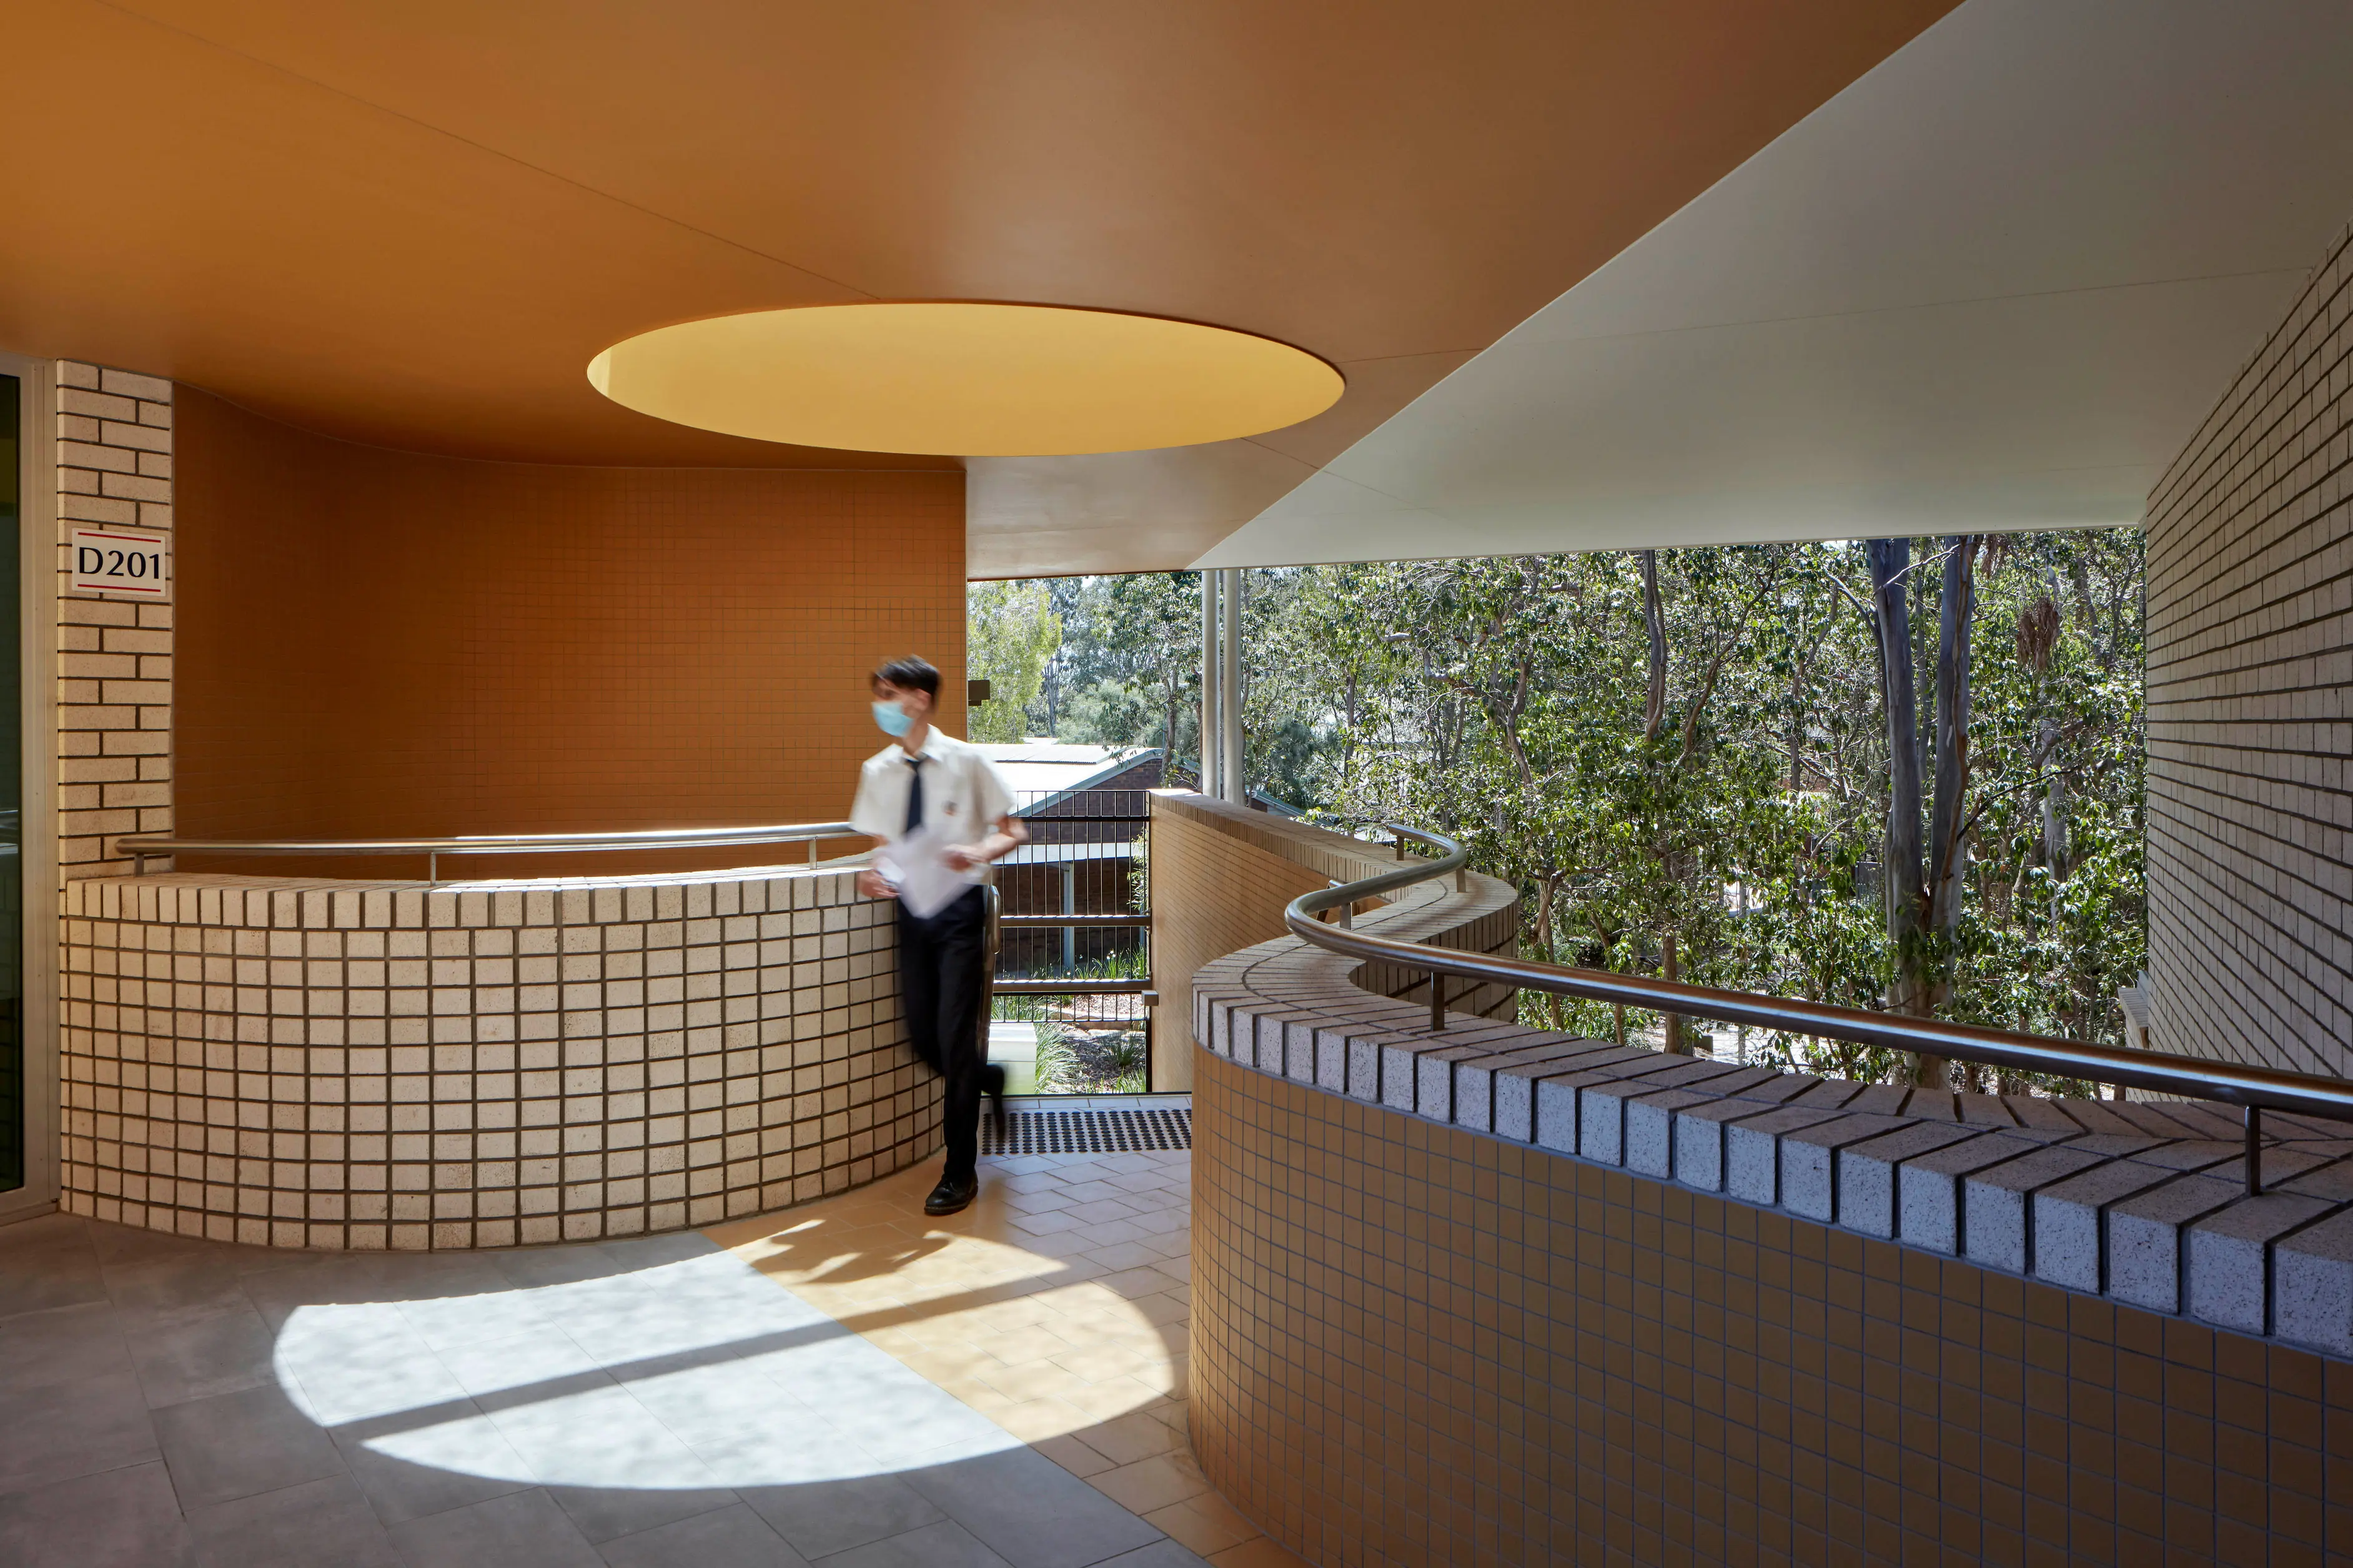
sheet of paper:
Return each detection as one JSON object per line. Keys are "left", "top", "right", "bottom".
{"left": 876, "top": 826, "right": 979, "bottom": 919}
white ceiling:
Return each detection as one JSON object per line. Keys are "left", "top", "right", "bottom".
{"left": 1195, "top": 0, "right": 2353, "bottom": 568}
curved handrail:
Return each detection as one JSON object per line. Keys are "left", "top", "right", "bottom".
{"left": 114, "top": 821, "right": 862, "bottom": 881}
{"left": 1284, "top": 822, "right": 2353, "bottom": 1194}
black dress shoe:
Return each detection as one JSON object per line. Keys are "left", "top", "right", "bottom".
{"left": 923, "top": 1175, "right": 979, "bottom": 1216}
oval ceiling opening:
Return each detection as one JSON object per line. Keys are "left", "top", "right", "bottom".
{"left": 588, "top": 302, "right": 1342, "bottom": 456}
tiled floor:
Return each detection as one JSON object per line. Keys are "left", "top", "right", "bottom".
{"left": 0, "top": 1145, "right": 1297, "bottom": 1568}
{"left": 710, "top": 1150, "right": 1294, "bottom": 1567}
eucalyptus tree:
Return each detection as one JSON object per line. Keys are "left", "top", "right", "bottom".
{"left": 991, "top": 528, "right": 2147, "bottom": 1080}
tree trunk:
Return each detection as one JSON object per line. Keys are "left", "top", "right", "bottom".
{"left": 1641, "top": 551, "right": 1668, "bottom": 741}
{"left": 1917, "top": 536, "right": 1978, "bottom": 1089}
{"left": 1868, "top": 539, "right": 1928, "bottom": 1003}
{"left": 1789, "top": 643, "right": 1805, "bottom": 794}
{"left": 2037, "top": 716, "right": 2070, "bottom": 881}
{"left": 1662, "top": 931, "right": 1688, "bottom": 1053}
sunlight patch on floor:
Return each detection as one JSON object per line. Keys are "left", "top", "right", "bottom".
{"left": 270, "top": 1248, "right": 1015, "bottom": 1490}
{"left": 707, "top": 1148, "right": 1305, "bottom": 1565}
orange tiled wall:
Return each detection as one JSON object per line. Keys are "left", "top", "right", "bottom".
{"left": 172, "top": 390, "right": 966, "bottom": 875}
{"left": 1192, "top": 1050, "right": 2353, "bottom": 1567}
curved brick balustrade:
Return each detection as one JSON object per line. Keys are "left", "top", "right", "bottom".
{"left": 58, "top": 865, "right": 939, "bottom": 1250}
{"left": 1186, "top": 814, "right": 2353, "bottom": 1563}
{"left": 1190, "top": 831, "right": 2353, "bottom": 1361}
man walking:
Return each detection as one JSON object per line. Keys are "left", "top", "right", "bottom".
{"left": 851, "top": 656, "right": 1026, "bottom": 1216}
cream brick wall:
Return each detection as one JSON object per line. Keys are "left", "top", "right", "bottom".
{"left": 57, "top": 865, "right": 938, "bottom": 1250}
{"left": 55, "top": 360, "right": 172, "bottom": 881}
{"left": 2144, "top": 220, "right": 2353, "bottom": 1079}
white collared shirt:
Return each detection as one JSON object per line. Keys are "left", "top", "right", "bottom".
{"left": 849, "top": 730, "right": 1016, "bottom": 850}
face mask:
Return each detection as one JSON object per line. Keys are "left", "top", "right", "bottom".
{"left": 873, "top": 699, "right": 914, "bottom": 737}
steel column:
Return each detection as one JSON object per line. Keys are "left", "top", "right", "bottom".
{"left": 1220, "top": 567, "right": 1244, "bottom": 805}
{"left": 1200, "top": 573, "right": 1221, "bottom": 797}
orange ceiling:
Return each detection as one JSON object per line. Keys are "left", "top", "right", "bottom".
{"left": 2, "top": 0, "right": 1958, "bottom": 574}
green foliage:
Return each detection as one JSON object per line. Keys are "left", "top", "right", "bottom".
{"left": 1031, "top": 1020, "right": 1149, "bottom": 1095}
{"left": 1028, "top": 573, "right": 1201, "bottom": 767}
{"left": 981, "top": 533, "right": 2146, "bottom": 1080}
{"left": 966, "top": 581, "right": 1063, "bottom": 742}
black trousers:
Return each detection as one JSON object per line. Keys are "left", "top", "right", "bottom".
{"left": 898, "top": 885, "right": 991, "bottom": 1183}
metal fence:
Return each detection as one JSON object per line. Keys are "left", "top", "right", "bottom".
{"left": 991, "top": 786, "right": 1154, "bottom": 1095}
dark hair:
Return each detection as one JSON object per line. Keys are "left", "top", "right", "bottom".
{"left": 872, "top": 656, "right": 940, "bottom": 700}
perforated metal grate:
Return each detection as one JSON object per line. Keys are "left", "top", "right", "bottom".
{"left": 981, "top": 1108, "right": 1192, "bottom": 1156}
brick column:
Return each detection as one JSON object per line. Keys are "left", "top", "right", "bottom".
{"left": 54, "top": 362, "right": 171, "bottom": 879}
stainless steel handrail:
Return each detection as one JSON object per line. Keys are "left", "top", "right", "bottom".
{"left": 114, "top": 822, "right": 861, "bottom": 882}
{"left": 1284, "top": 822, "right": 2353, "bottom": 1196}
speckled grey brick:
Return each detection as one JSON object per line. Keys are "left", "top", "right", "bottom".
{"left": 2186, "top": 1193, "right": 2340, "bottom": 1334}
{"left": 1898, "top": 1132, "right": 2063, "bottom": 1256}
{"left": 2273, "top": 1207, "right": 2353, "bottom": 1358}
{"left": 1626, "top": 1088, "right": 1737, "bottom": 1178}
{"left": 1201, "top": 993, "right": 1228, "bottom": 1055}
{"left": 1962, "top": 1143, "right": 2113, "bottom": 1275}
{"left": 1725, "top": 1108, "right": 1847, "bottom": 1207}
{"left": 1670, "top": 1101, "right": 1751, "bottom": 1192}
{"left": 1527, "top": 1058, "right": 1655, "bottom": 1160}
{"left": 1282, "top": 1016, "right": 1320, "bottom": 1081}
{"left": 1575, "top": 1058, "right": 1702, "bottom": 1165}
{"left": 2031, "top": 1157, "right": 2215, "bottom": 1293}
{"left": 1239, "top": 1011, "right": 1277, "bottom": 1070}
{"left": 1382, "top": 1040, "right": 1437, "bottom": 1110}
{"left": 1424, "top": 1043, "right": 1520, "bottom": 1121}
{"left": 1415, "top": 1050, "right": 1455, "bottom": 1118}
{"left": 2107, "top": 1173, "right": 2248, "bottom": 1314}
{"left": 1492, "top": 1043, "right": 1622, "bottom": 1141}
{"left": 1347, "top": 1033, "right": 1395, "bottom": 1100}
{"left": 1836, "top": 1122, "right": 1987, "bottom": 1239}
{"left": 1954, "top": 1092, "right": 2022, "bottom": 1124}
{"left": 1533, "top": 1074, "right": 1581, "bottom": 1155}
{"left": 1598, "top": 1057, "right": 1751, "bottom": 1158}
{"left": 2279, "top": 1156, "right": 2353, "bottom": 1204}
{"left": 1314, "top": 1026, "right": 1349, "bottom": 1091}
{"left": 1451, "top": 1041, "right": 1578, "bottom": 1132}
{"left": 1668, "top": 1077, "right": 1824, "bottom": 1192}
{"left": 1779, "top": 1113, "right": 1910, "bottom": 1223}
{"left": 2000, "top": 1095, "right": 2087, "bottom": 1133}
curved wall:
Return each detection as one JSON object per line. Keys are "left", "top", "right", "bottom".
{"left": 1194, "top": 1052, "right": 2349, "bottom": 1566}
{"left": 1183, "top": 808, "right": 2353, "bottom": 1566}
{"left": 58, "top": 865, "right": 936, "bottom": 1250}
{"left": 172, "top": 390, "right": 966, "bottom": 877}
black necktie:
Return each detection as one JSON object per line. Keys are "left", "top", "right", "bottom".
{"left": 904, "top": 756, "right": 924, "bottom": 836}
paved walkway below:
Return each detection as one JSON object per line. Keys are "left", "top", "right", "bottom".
{"left": 0, "top": 1148, "right": 1296, "bottom": 1568}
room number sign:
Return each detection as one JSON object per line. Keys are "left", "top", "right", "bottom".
{"left": 70, "top": 527, "right": 171, "bottom": 600}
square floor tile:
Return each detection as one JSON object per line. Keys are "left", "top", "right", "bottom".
{"left": 737, "top": 1474, "right": 944, "bottom": 1560}
{"left": 904, "top": 1447, "right": 1162, "bottom": 1568}
{"left": 387, "top": 1487, "right": 605, "bottom": 1568}
{"left": 127, "top": 1301, "right": 280, "bottom": 1408}
{"left": 330, "top": 1408, "right": 536, "bottom": 1528}
{"left": 186, "top": 1472, "right": 401, "bottom": 1568}
{"left": 152, "top": 1384, "right": 347, "bottom": 1509}
{"left": 813, "top": 1518, "right": 1012, "bottom": 1568}
{"left": 0, "top": 1368, "right": 160, "bottom": 1494}
{"left": 0, "top": 1301, "right": 134, "bottom": 1395}
{"left": 596, "top": 1502, "right": 812, "bottom": 1568}
{"left": 0, "top": 1458, "right": 194, "bottom": 1568}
